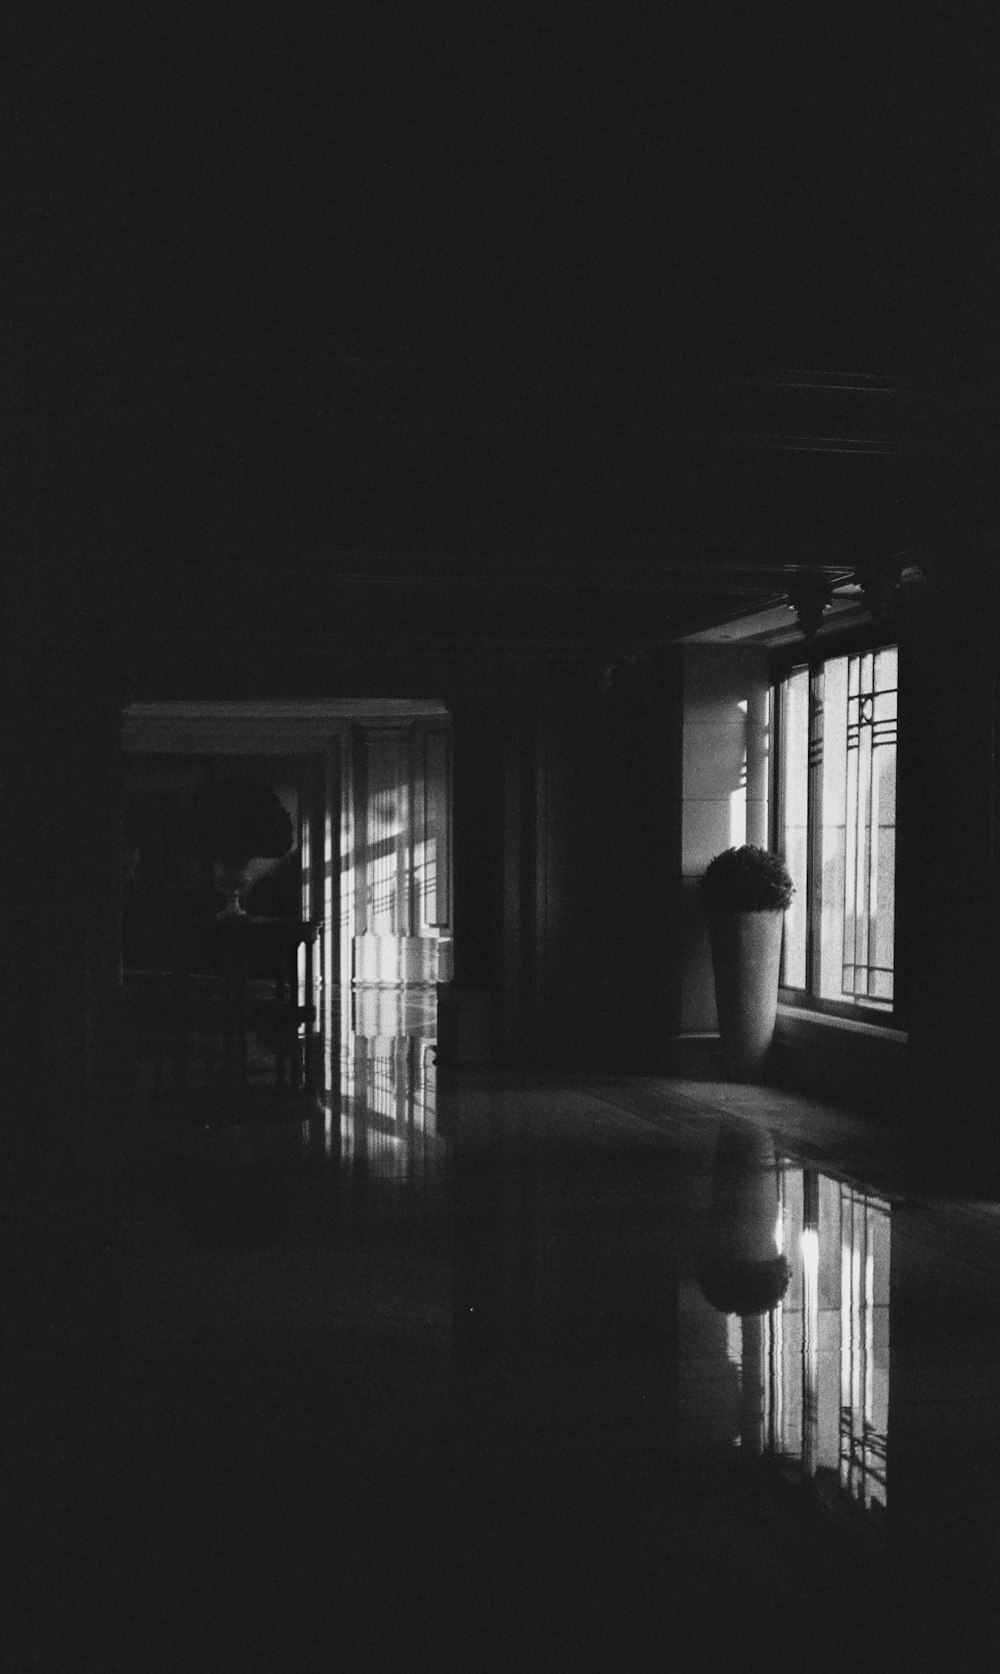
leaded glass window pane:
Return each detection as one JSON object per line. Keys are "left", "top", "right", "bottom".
{"left": 843, "top": 649, "right": 897, "bottom": 1005}
{"left": 818, "top": 656, "right": 849, "bottom": 999}
{"left": 775, "top": 643, "right": 897, "bottom": 1012}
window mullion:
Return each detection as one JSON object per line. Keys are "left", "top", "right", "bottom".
{"left": 807, "top": 666, "right": 824, "bottom": 995}
{"left": 774, "top": 676, "right": 786, "bottom": 982}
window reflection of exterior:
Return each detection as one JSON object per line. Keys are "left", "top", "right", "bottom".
{"left": 343, "top": 1033, "right": 439, "bottom": 1186}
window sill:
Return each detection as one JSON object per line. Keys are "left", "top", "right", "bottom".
{"left": 773, "top": 1003, "right": 906, "bottom": 1118}
{"left": 776, "top": 1003, "right": 907, "bottom": 1045}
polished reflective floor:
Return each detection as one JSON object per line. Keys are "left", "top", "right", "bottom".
{"left": 26, "top": 988, "right": 1000, "bottom": 1669}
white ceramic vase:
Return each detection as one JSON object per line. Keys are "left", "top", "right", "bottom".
{"left": 709, "top": 908, "right": 784, "bottom": 1081}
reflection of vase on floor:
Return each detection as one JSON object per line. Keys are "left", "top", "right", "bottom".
{"left": 697, "top": 1120, "right": 790, "bottom": 1317}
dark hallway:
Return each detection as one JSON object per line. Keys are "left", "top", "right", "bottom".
{"left": 6, "top": 8, "right": 1000, "bottom": 1669}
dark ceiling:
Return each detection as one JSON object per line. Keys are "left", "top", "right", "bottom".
{"left": 7, "top": 6, "right": 998, "bottom": 675}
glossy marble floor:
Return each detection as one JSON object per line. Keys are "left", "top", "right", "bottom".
{"left": 17, "top": 988, "right": 1000, "bottom": 1670}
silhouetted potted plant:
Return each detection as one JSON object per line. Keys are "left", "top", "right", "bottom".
{"left": 186, "top": 774, "right": 294, "bottom": 917}
{"left": 699, "top": 844, "right": 793, "bottom": 1081}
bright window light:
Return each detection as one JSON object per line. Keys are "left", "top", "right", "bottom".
{"left": 776, "top": 647, "right": 897, "bottom": 1009}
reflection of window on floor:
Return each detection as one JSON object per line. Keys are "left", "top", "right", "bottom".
{"left": 340, "top": 1034, "right": 439, "bottom": 1184}
{"left": 839, "top": 1184, "right": 890, "bottom": 1513}
{"left": 776, "top": 646, "right": 897, "bottom": 1011}
{"left": 757, "top": 1164, "right": 890, "bottom": 1522}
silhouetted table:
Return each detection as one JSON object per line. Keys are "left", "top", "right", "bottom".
{"left": 173, "top": 916, "right": 319, "bottom": 1095}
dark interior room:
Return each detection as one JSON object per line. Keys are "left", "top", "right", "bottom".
{"left": 5, "top": 7, "right": 1000, "bottom": 1669}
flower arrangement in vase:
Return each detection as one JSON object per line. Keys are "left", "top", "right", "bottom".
{"left": 186, "top": 774, "right": 294, "bottom": 918}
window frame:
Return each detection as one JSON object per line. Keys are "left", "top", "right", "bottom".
{"left": 769, "top": 624, "right": 905, "bottom": 1029}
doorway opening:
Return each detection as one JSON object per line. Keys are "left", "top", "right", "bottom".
{"left": 119, "top": 700, "right": 454, "bottom": 1055}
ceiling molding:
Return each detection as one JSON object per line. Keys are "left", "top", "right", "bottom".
{"left": 121, "top": 699, "right": 448, "bottom": 753}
